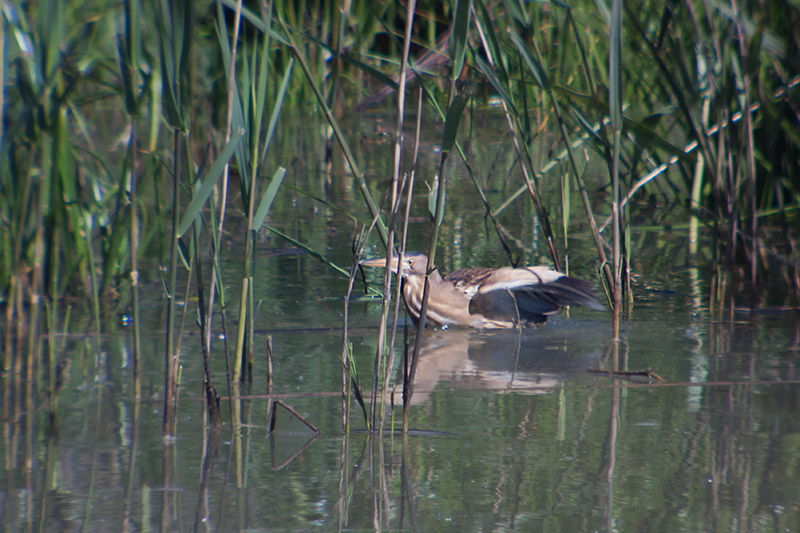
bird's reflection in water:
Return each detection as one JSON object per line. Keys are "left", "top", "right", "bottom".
{"left": 394, "top": 318, "right": 605, "bottom": 405}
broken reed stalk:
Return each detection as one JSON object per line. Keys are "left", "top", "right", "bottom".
{"left": 265, "top": 335, "right": 275, "bottom": 430}
{"left": 274, "top": 400, "right": 320, "bottom": 434}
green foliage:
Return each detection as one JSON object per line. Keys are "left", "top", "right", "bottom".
{"left": 2, "top": 0, "right": 798, "bottom": 355}
{"left": 2, "top": 0, "right": 799, "bottom": 523}
{"left": 177, "top": 129, "right": 244, "bottom": 237}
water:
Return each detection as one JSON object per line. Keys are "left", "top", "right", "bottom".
{"left": 3, "top": 113, "right": 800, "bottom": 531}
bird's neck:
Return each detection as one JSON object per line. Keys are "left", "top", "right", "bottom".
{"left": 400, "top": 268, "right": 445, "bottom": 323}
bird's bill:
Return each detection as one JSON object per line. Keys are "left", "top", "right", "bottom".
{"left": 360, "top": 256, "right": 402, "bottom": 273}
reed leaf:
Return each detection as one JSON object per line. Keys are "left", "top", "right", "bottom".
{"left": 155, "top": 0, "right": 192, "bottom": 131}
{"left": 280, "top": 16, "right": 389, "bottom": 246}
{"left": 177, "top": 129, "right": 245, "bottom": 237}
{"left": 427, "top": 174, "right": 444, "bottom": 223}
{"left": 261, "top": 58, "right": 294, "bottom": 164}
{"left": 253, "top": 167, "right": 286, "bottom": 231}
{"left": 450, "top": 0, "right": 472, "bottom": 80}
{"left": 218, "top": 0, "right": 290, "bottom": 46}
{"left": 441, "top": 93, "right": 469, "bottom": 154}
{"left": 507, "top": 26, "right": 550, "bottom": 90}
{"left": 474, "top": 55, "right": 518, "bottom": 116}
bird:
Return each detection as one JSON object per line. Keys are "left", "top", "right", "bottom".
{"left": 361, "top": 253, "right": 604, "bottom": 329}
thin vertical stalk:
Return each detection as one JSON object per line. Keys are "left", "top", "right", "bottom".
{"left": 265, "top": 335, "right": 275, "bottom": 429}
{"left": 384, "top": 91, "right": 423, "bottom": 430}
{"left": 403, "top": 0, "right": 471, "bottom": 423}
{"left": 128, "top": 124, "right": 142, "bottom": 399}
{"left": 157, "top": 0, "right": 194, "bottom": 438}
{"left": 731, "top": 0, "right": 759, "bottom": 305}
{"left": 340, "top": 250, "right": 361, "bottom": 433}
{"left": 402, "top": 162, "right": 445, "bottom": 425}
{"left": 120, "top": 0, "right": 144, "bottom": 392}
{"left": 121, "top": 386, "right": 141, "bottom": 533}
{"left": 341, "top": 226, "right": 373, "bottom": 431}
{"left": 233, "top": 279, "right": 248, "bottom": 384}
{"left": 0, "top": 7, "right": 4, "bottom": 145}
{"left": 374, "top": 0, "right": 417, "bottom": 433}
{"left": 609, "top": 0, "right": 623, "bottom": 339}
{"left": 328, "top": 0, "right": 352, "bottom": 113}
{"left": 27, "top": 136, "right": 50, "bottom": 410}
{"left": 163, "top": 131, "right": 181, "bottom": 437}
{"left": 208, "top": 0, "right": 243, "bottom": 406}
{"left": 193, "top": 221, "right": 221, "bottom": 427}
{"left": 604, "top": 342, "right": 622, "bottom": 529}
{"left": 689, "top": 152, "right": 705, "bottom": 255}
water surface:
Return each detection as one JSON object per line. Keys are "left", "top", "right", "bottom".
{"left": 2, "top": 113, "right": 799, "bottom": 531}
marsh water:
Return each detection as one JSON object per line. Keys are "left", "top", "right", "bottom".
{"left": 3, "top": 113, "right": 800, "bottom": 531}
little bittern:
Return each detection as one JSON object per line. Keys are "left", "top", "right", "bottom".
{"left": 362, "top": 253, "right": 603, "bottom": 329}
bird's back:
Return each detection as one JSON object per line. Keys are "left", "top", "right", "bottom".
{"left": 443, "top": 268, "right": 496, "bottom": 298}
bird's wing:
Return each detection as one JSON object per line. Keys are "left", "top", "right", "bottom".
{"left": 467, "top": 266, "right": 603, "bottom": 324}
{"left": 474, "top": 266, "right": 565, "bottom": 293}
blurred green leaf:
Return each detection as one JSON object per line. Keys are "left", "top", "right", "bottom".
{"left": 427, "top": 174, "right": 446, "bottom": 222}
{"left": 441, "top": 93, "right": 469, "bottom": 154}
{"left": 218, "top": 0, "right": 289, "bottom": 46}
{"left": 450, "top": 0, "right": 472, "bottom": 80}
{"left": 475, "top": 56, "right": 518, "bottom": 116}
{"left": 507, "top": 27, "right": 550, "bottom": 90}
{"left": 253, "top": 167, "right": 285, "bottom": 231}
{"left": 261, "top": 58, "right": 295, "bottom": 163}
{"left": 177, "top": 129, "right": 245, "bottom": 237}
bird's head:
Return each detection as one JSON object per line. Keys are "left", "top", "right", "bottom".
{"left": 360, "top": 253, "right": 429, "bottom": 279}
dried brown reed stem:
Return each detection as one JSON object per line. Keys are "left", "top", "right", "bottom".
{"left": 374, "top": 0, "right": 418, "bottom": 433}
{"left": 272, "top": 400, "right": 320, "bottom": 434}
{"left": 261, "top": 334, "right": 277, "bottom": 433}
{"left": 341, "top": 225, "right": 378, "bottom": 431}
{"left": 193, "top": 223, "right": 221, "bottom": 427}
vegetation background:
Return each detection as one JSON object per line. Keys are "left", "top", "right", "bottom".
{"left": 2, "top": 1, "right": 800, "bottom": 530}
{"left": 2, "top": 0, "right": 798, "bottom": 429}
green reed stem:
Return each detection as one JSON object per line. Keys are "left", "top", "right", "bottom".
{"left": 281, "top": 17, "right": 389, "bottom": 247}
{"left": 610, "top": 0, "right": 623, "bottom": 339}
{"left": 163, "top": 131, "right": 181, "bottom": 437}
{"left": 403, "top": 1, "right": 470, "bottom": 424}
